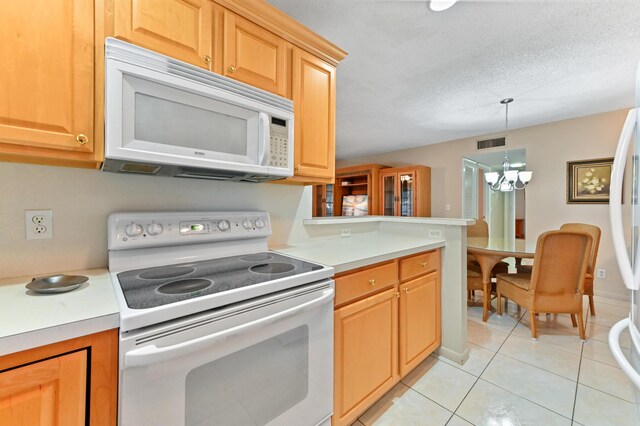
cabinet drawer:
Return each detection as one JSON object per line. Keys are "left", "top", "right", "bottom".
{"left": 399, "top": 250, "right": 440, "bottom": 282}
{"left": 335, "top": 261, "right": 398, "bottom": 307}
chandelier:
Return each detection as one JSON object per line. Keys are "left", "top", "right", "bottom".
{"left": 484, "top": 98, "right": 533, "bottom": 192}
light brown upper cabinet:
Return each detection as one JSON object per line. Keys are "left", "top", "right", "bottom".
{"left": 222, "top": 10, "right": 288, "bottom": 97}
{"left": 0, "top": 0, "right": 346, "bottom": 172}
{"left": 290, "top": 47, "right": 336, "bottom": 183}
{"left": 0, "top": 0, "right": 98, "bottom": 167}
{"left": 380, "top": 165, "right": 432, "bottom": 217}
{"left": 113, "top": 0, "right": 214, "bottom": 70}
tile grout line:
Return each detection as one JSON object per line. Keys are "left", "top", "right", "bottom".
{"left": 445, "top": 298, "right": 524, "bottom": 424}
{"left": 570, "top": 337, "right": 584, "bottom": 423}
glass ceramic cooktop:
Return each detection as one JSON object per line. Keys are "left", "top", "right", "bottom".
{"left": 116, "top": 252, "right": 323, "bottom": 309}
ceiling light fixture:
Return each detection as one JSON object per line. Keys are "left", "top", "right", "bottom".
{"left": 429, "top": 0, "right": 458, "bottom": 12}
{"left": 484, "top": 98, "right": 533, "bottom": 192}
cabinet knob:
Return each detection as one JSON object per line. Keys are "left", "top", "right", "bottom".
{"left": 76, "top": 134, "right": 88, "bottom": 145}
{"left": 420, "top": 262, "right": 428, "bottom": 267}
{"left": 403, "top": 287, "right": 409, "bottom": 293}
{"left": 295, "top": 164, "right": 301, "bottom": 172}
{"left": 227, "top": 65, "right": 237, "bottom": 73}
{"left": 369, "top": 279, "right": 376, "bottom": 286}
{"left": 395, "top": 291, "right": 400, "bottom": 298}
{"left": 203, "top": 55, "right": 212, "bottom": 64}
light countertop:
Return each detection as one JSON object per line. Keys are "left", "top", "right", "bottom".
{"left": 303, "top": 216, "right": 474, "bottom": 227}
{"left": 273, "top": 232, "right": 445, "bottom": 273}
{"left": 0, "top": 268, "right": 119, "bottom": 356}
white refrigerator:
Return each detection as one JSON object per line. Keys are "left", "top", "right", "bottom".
{"left": 609, "top": 63, "right": 640, "bottom": 389}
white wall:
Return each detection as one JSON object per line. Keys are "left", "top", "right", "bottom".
{"left": 0, "top": 162, "right": 313, "bottom": 278}
{"left": 337, "top": 109, "right": 632, "bottom": 300}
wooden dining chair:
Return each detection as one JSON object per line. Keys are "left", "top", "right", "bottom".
{"left": 516, "top": 223, "right": 601, "bottom": 316}
{"left": 467, "top": 219, "right": 509, "bottom": 276}
{"left": 495, "top": 230, "right": 593, "bottom": 340}
{"left": 559, "top": 223, "right": 601, "bottom": 316}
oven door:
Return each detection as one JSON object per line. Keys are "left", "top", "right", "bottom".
{"left": 118, "top": 281, "right": 334, "bottom": 426}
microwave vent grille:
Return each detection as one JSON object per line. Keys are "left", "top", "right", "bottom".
{"left": 477, "top": 137, "right": 505, "bottom": 150}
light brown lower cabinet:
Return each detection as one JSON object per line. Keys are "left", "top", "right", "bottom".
{"left": 0, "top": 329, "right": 118, "bottom": 426}
{"left": 332, "top": 249, "right": 441, "bottom": 426}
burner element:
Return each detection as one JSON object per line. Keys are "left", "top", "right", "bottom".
{"left": 249, "top": 263, "right": 296, "bottom": 274}
{"left": 157, "top": 279, "right": 212, "bottom": 295}
{"left": 139, "top": 266, "right": 195, "bottom": 280}
{"left": 240, "top": 254, "right": 274, "bottom": 262}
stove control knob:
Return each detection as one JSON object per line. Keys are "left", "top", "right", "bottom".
{"left": 255, "top": 218, "right": 265, "bottom": 229}
{"left": 217, "top": 220, "right": 231, "bottom": 231}
{"left": 243, "top": 219, "right": 253, "bottom": 229}
{"left": 147, "top": 223, "right": 163, "bottom": 236}
{"left": 125, "top": 223, "right": 143, "bottom": 237}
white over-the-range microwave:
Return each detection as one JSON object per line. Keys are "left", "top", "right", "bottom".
{"left": 103, "top": 38, "right": 294, "bottom": 182}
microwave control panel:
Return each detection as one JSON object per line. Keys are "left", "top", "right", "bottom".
{"left": 269, "top": 117, "right": 289, "bottom": 169}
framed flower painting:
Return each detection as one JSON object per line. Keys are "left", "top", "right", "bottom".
{"left": 566, "top": 158, "right": 614, "bottom": 204}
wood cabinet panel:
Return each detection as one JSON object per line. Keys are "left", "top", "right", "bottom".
{"left": 400, "top": 250, "right": 440, "bottom": 282}
{"left": 0, "top": 350, "right": 87, "bottom": 426}
{"left": 0, "top": 329, "right": 118, "bottom": 426}
{"left": 0, "top": 0, "right": 95, "bottom": 160}
{"left": 291, "top": 47, "right": 336, "bottom": 182}
{"left": 222, "top": 10, "right": 287, "bottom": 96}
{"left": 334, "top": 288, "right": 399, "bottom": 426}
{"left": 114, "top": 0, "right": 213, "bottom": 69}
{"left": 334, "top": 261, "right": 398, "bottom": 307}
{"left": 399, "top": 272, "right": 441, "bottom": 377}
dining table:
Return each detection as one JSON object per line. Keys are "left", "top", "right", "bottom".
{"left": 467, "top": 237, "right": 537, "bottom": 321}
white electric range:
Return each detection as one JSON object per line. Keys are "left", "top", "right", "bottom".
{"left": 108, "top": 211, "right": 334, "bottom": 426}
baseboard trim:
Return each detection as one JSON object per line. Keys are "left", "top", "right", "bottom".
{"left": 435, "top": 345, "right": 469, "bottom": 365}
{"left": 594, "top": 289, "right": 629, "bottom": 301}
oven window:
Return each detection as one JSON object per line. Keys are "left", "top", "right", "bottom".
{"left": 134, "top": 92, "right": 248, "bottom": 155}
{"left": 185, "top": 325, "right": 309, "bottom": 426}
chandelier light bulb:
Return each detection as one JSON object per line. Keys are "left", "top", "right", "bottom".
{"left": 429, "top": 0, "right": 458, "bottom": 12}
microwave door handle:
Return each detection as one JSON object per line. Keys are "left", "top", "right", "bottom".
{"left": 259, "top": 112, "right": 270, "bottom": 166}
{"left": 123, "top": 288, "right": 334, "bottom": 368}
{"left": 610, "top": 108, "right": 638, "bottom": 290}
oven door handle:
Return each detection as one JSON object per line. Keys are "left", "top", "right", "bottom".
{"left": 124, "top": 287, "right": 334, "bottom": 368}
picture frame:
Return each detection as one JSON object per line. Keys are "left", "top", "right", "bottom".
{"left": 566, "top": 157, "right": 614, "bottom": 204}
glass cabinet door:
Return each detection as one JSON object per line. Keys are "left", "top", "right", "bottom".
{"left": 382, "top": 174, "right": 396, "bottom": 216}
{"left": 325, "top": 184, "right": 334, "bottom": 217}
{"left": 399, "top": 172, "right": 415, "bottom": 217}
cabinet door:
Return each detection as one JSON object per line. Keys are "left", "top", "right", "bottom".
{"left": 222, "top": 10, "right": 287, "bottom": 97}
{"left": 380, "top": 172, "right": 397, "bottom": 216}
{"left": 114, "top": 0, "right": 213, "bottom": 70}
{"left": 334, "top": 288, "right": 398, "bottom": 426}
{"left": 0, "top": 351, "right": 87, "bottom": 426}
{"left": 292, "top": 48, "right": 336, "bottom": 182}
{"left": 399, "top": 272, "right": 441, "bottom": 377}
{"left": 399, "top": 170, "right": 417, "bottom": 217}
{"left": 0, "top": 0, "right": 94, "bottom": 157}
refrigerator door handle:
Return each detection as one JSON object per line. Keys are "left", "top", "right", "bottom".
{"left": 609, "top": 317, "right": 640, "bottom": 389}
{"left": 610, "top": 108, "right": 638, "bottom": 290}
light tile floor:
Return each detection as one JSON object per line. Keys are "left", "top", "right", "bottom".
{"left": 351, "top": 294, "right": 640, "bottom": 426}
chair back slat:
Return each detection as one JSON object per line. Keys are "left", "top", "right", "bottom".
{"left": 530, "top": 230, "right": 593, "bottom": 296}
{"left": 468, "top": 219, "right": 489, "bottom": 238}
{"left": 560, "top": 223, "right": 601, "bottom": 275}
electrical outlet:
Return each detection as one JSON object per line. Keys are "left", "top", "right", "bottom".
{"left": 341, "top": 228, "right": 351, "bottom": 237}
{"left": 26, "top": 210, "right": 53, "bottom": 240}
{"left": 596, "top": 269, "right": 606, "bottom": 279}
{"left": 445, "top": 204, "right": 451, "bottom": 211}
{"left": 429, "top": 229, "right": 443, "bottom": 238}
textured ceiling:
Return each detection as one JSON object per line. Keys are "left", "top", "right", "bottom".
{"left": 268, "top": 0, "right": 640, "bottom": 160}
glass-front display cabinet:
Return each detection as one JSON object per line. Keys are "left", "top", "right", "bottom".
{"left": 312, "top": 164, "right": 389, "bottom": 217}
{"left": 379, "top": 165, "right": 431, "bottom": 217}
{"left": 312, "top": 184, "right": 334, "bottom": 217}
